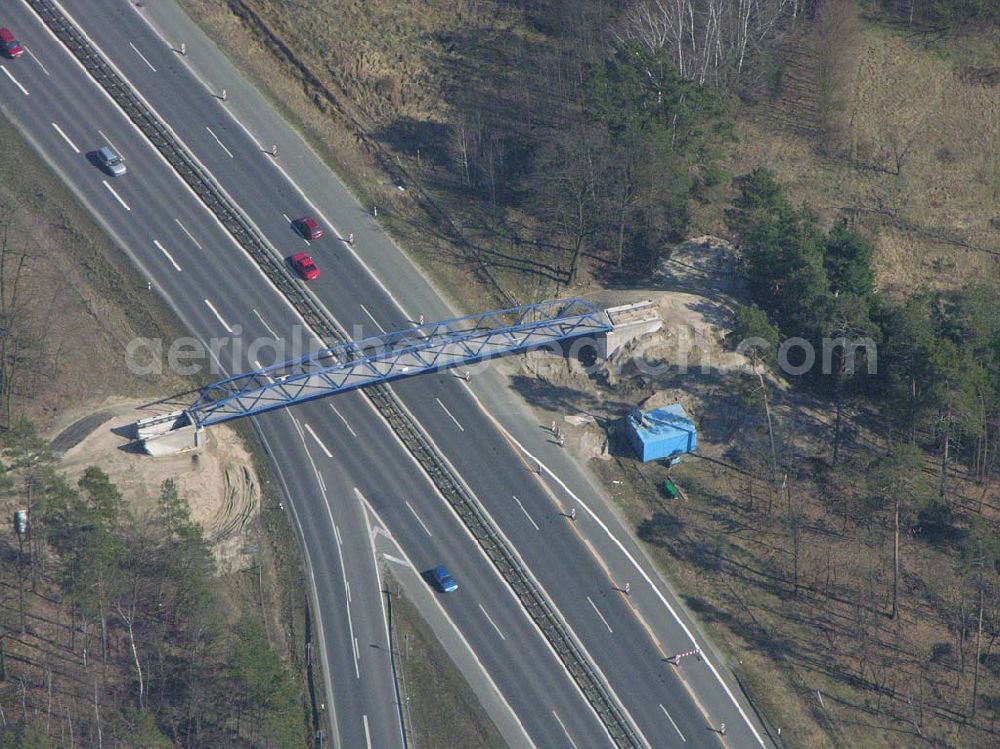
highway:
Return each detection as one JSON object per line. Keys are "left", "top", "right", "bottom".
{"left": 0, "top": 5, "right": 608, "bottom": 748}
{"left": 1, "top": 1, "right": 775, "bottom": 748}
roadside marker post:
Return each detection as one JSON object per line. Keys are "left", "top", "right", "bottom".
{"left": 667, "top": 647, "right": 701, "bottom": 666}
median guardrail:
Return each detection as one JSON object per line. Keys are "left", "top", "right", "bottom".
{"left": 27, "top": 3, "right": 643, "bottom": 745}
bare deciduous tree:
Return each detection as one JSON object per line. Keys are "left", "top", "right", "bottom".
{"left": 0, "top": 216, "right": 59, "bottom": 426}
{"left": 535, "top": 126, "right": 607, "bottom": 285}
{"left": 620, "top": 0, "right": 812, "bottom": 86}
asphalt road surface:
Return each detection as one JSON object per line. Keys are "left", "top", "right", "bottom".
{"left": 0, "top": 3, "right": 620, "bottom": 747}
{"left": 0, "top": 2, "right": 776, "bottom": 748}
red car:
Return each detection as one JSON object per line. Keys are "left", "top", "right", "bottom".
{"left": 290, "top": 252, "right": 320, "bottom": 280}
{"left": 293, "top": 215, "right": 324, "bottom": 240}
{"left": 0, "top": 28, "right": 23, "bottom": 59}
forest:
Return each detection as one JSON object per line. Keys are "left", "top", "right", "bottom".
{"left": 0, "top": 0, "right": 997, "bottom": 745}
{"left": 348, "top": 0, "right": 1000, "bottom": 743}
{"left": 0, "top": 424, "right": 304, "bottom": 748}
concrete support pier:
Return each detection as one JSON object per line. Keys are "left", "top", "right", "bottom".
{"left": 135, "top": 410, "right": 203, "bottom": 456}
{"left": 598, "top": 301, "right": 663, "bottom": 359}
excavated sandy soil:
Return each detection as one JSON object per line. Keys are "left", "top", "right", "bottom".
{"left": 54, "top": 400, "right": 259, "bottom": 573}
{"left": 514, "top": 236, "right": 757, "bottom": 462}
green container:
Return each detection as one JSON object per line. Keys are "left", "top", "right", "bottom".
{"left": 662, "top": 479, "right": 679, "bottom": 499}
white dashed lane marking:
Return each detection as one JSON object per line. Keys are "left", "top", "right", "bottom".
{"left": 50, "top": 122, "right": 79, "bottom": 153}
{"left": 1, "top": 66, "right": 29, "bottom": 95}
{"left": 154, "top": 240, "right": 182, "bottom": 271}
{"left": 206, "top": 126, "right": 234, "bottom": 158}
{"left": 174, "top": 218, "right": 203, "bottom": 250}
{"left": 102, "top": 180, "right": 130, "bottom": 211}
{"left": 203, "top": 299, "right": 233, "bottom": 333}
{"left": 129, "top": 41, "right": 157, "bottom": 72}
{"left": 435, "top": 398, "right": 464, "bottom": 432}
{"left": 304, "top": 423, "right": 333, "bottom": 458}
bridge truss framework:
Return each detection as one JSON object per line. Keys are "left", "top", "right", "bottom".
{"left": 186, "top": 298, "right": 612, "bottom": 428}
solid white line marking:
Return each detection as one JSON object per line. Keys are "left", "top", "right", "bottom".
{"left": 359, "top": 303, "right": 385, "bottom": 334}
{"left": 435, "top": 398, "right": 464, "bottom": 432}
{"left": 130, "top": 5, "right": 409, "bottom": 328}
{"left": 404, "top": 501, "right": 433, "bottom": 537}
{"left": 660, "top": 704, "right": 686, "bottom": 742}
{"left": 330, "top": 404, "right": 358, "bottom": 437}
{"left": 1, "top": 66, "right": 29, "bottom": 95}
{"left": 153, "top": 240, "right": 182, "bottom": 271}
{"left": 284, "top": 410, "right": 359, "bottom": 684}
{"left": 363, "top": 714, "right": 373, "bottom": 749}
{"left": 203, "top": 299, "right": 233, "bottom": 333}
{"left": 25, "top": 48, "right": 48, "bottom": 76}
{"left": 551, "top": 711, "right": 579, "bottom": 749}
{"left": 205, "top": 126, "right": 234, "bottom": 158}
{"left": 50, "top": 122, "right": 79, "bottom": 153}
{"left": 129, "top": 42, "right": 157, "bottom": 72}
{"left": 513, "top": 495, "right": 539, "bottom": 531}
{"left": 252, "top": 308, "right": 279, "bottom": 338}
{"left": 97, "top": 13, "right": 600, "bottom": 744}
{"left": 262, "top": 153, "right": 405, "bottom": 309}
{"left": 71, "top": 9, "right": 686, "bottom": 737}
{"left": 354, "top": 492, "right": 408, "bottom": 749}
{"left": 358, "top": 496, "right": 538, "bottom": 749}
{"left": 478, "top": 604, "right": 506, "bottom": 641}
{"left": 174, "top": 218, "right": 203, "bottom": 249}
{"left": 313, "top": 465, "right": 326, "bottom": 494}
{"left": 304, "top": 423, "right": 333, "bottom": 458}
{"left": 463, "top": 387, "right": 768, "bottom": 747}
{"left": 97, "top": 130, "right": 120, "bottom": 154}
{"left": 587, "top": 596, "right": 614, "bottom": 634}
{"left": 102, "top": 180, "right": 130, "bottom": 211}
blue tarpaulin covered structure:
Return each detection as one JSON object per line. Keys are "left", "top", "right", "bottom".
{"left": 626, "top": 404, "right": 697, "bottom": 462}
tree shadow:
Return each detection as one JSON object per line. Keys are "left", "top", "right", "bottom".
{"left": 507, "top": 374, "right": 634, "bottom": 419}
{"left": 376, "top": 116, "right": 452, "bottom": 166}
{"left": 683, "top": 594, "right": 795, "bottom": 660}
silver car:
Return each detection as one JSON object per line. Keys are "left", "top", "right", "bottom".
{"left": 96, "top": 146, "right": 126, "bottom": 177}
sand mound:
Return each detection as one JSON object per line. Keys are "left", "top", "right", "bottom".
{"left": 58, "top": 401, "right": 260, "bottom": 573}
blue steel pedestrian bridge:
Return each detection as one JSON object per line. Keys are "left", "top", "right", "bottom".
{"left": 186, "top": 298, "right": 612, "bottom": 428}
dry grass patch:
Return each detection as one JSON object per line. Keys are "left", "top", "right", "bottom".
{"left": 0, "top": 116, "right": 185, "bottom": 431}
{"left": 0, "top": 102, "right": 312, "bottom": 746}
{"left": 387, "top": 577, "right": 507, "bottom": 749}
{"left": 179, "top": 0, "right": 543, "bottom": 311}
{"left": 730, "top": 0, "right": 1000, "bottom": 296}
{"left": 594, "top": 415, "right": 1000, "bottom": 749}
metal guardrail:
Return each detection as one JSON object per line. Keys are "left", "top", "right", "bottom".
{"left": 27, "top": 3, "right": 642, "bottom": 746}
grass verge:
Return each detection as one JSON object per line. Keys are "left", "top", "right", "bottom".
{"left": 177, "top": 0, "right": 529, "bottom": 312}
{"left": 0, "top": 85, "right": 314, "bottom": 741}
{"left": 0, "top": 111, "right": 188, "bottom": 429}
{"left": 386, "top": 571, "right": 507, "bottom": 749}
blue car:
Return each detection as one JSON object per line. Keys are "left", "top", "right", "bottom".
{"left": 431, "top": 565, "right": 458, "bottom": 593}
